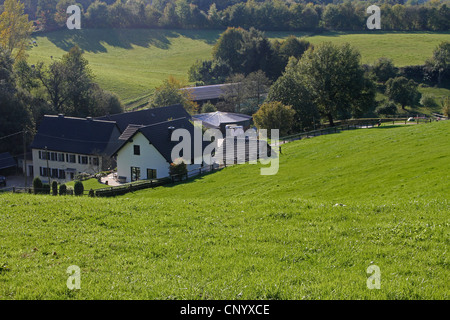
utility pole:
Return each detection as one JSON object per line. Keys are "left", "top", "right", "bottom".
{"left": 23, "top": 130, "right": 27, "bottom": 189}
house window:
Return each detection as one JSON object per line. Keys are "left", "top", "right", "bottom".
{"left": 131, "top": 167, "right": 141, "bottom": 182}
{"left": 66, "top": 154, "right": 76, "bottom": 163}
{"left": 58, "top": 170, "right": 66, "bottom": 180}
{"left": 92, "top": 157, "right": 99, "bottom": 166}
{"left": 50, "top": 152, "right": 57, "bottom": 161}
{"left": 39, "top": 151, "right": 49, "bottom": 160}
{"left": 147, "top": 169, "right": 157, "bottom": 180}
{"left": 58, "top": 153, "right": 65, "bottom": 162}
{"left": 78, "top": 155, "right": 88, "bottom": 165}
{"left": 134, "top": 145, "right": 140, "bottom": 155}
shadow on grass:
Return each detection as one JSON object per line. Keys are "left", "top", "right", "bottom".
{"left": 39, "top": 28, "right": 222, "bottom": 53}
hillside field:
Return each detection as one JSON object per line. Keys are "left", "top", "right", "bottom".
{"left": 1, "top": 121, "right": 449, "bottom": 299}
{"left": 27, "top": 29, "right": 450, "bottom": 106}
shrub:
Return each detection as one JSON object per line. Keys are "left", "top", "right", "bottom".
{"left": 376, "top": 101, "right": 398, "bottom": 116}
{"left": 89, "top": 189, "right": 95, "bottom": 197}
{"left": 67, "top": 186, "right": 74, "bottom": 196}
{"left": 52, "top": 181, "right": 58, "bottom": 196}
{"left": 201, "top": 102, "right": 217, "bottom": 113}
{"left": 33, "top": 177, "right": 43, "bottom": 194}
{"left": 169, "top": 158, "right": 188, "bottom": 181}
{"left": 420, "top": 95, "right": 438, "bottom": 109}
{"left": 74, "top": 181, "right": 84, "bottom": 196}
{"left": 59, "top": 184, "right": 67, "bottom": 196}
{"left": 42, "top": 183, "right": 50, "bottom": 195}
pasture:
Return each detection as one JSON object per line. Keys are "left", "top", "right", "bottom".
{"left": 1, "top": 121, "right": 449, "bottom": 299}
{"left": 27, "top": 29, "right": 450, "bottom": 107}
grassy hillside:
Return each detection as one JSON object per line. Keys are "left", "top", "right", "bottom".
{"left": 27, "top": 29, "right": 450, "bottom": 106}
{"left": 1, "top": 122, "right": 449, "bottom": 299}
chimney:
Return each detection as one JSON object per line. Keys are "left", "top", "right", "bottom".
{"left": 58, "top": 114, "right": 64, "bottom": 118}
{"left": 86, "top": 117, "right": 93, "bottom": 121}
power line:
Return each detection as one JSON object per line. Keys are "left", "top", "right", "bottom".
{"left": 0, "top": 131, "right": 24, "bottom": 141}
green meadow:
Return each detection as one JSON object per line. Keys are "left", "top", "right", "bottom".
{"left": 27, "top": 29, "right": 450, "bottom": 106}
{"left": 1, "top": 121, "right": 449, "bottom": 299}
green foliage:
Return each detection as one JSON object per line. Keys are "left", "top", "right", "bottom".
{"left": 41, "top": 183, "right": 50, "bottom": 195}
{"left": 34, "top": 45, "right": 124, "bottom": 118}
{"left": 371, "top": 57, "right": 397, "bottom": 83}
{"left": 201, "top": 102, "right": 217, "bottom": 113}
{"left": 385, "top": 76, "right": 421, "bottom": 110}
{"left": 32, "top": 177, "right": 43, "bottom": 194}
{"left": 74, "top": 180, "right": 84, "bottom": 196}
{"left": 291, "top": 42, "right": 376, "bottom": 126}
{"left": 425, "top": 41, "right": 450, "bottom": 84}
{"left": 253, "top": 101, "right": 296, "bottom": 137}
{"left": 169, "top": 159, "right": 187, "bottom": 180}
{"left": 88, "top": 188, "right": 95, "bottom": 197}
{"left": 267, "top": 61, "right": 319, "bottom": 132}
{"left": 376, "top": 101, "right": 398, "bottom": 116}
{"left": 149, "top": 76, "right": 197, "bottom": 114}
{"left": 59, "top": 183, "right": 67, "bottom": 196}
{"left": 420, "top": 94, "right": 438, "bottom": 109}
{"left": 51, "top": 181, "right": 58, "bottom": 196}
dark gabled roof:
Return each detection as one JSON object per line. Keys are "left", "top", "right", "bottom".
{"left": 30, "top": 115, "right": 120, "bottom": 156}
{"left": 180, "top": 84, "right": 232, "bottom": 101}
{"left": 114, "top": 117, "right": 208, "bottom": 163}
{"left": 192, "top": 111, "right": 252, "bottom": 129}
{"left": 0, "top": 152, "right": 16, "bottom": 170}
{"left": 95, "top": 104, "right": 191, "bottom": 132}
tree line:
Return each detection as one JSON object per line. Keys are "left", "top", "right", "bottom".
{"left": 1, "top": 0, "right": 449, "bottom": 32}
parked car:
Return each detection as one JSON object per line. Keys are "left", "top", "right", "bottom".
{"left": 0, "top": 175, "right": 6, "bottom": 187}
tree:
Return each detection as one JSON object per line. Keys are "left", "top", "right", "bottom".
{"left": 371, "top": 57, "right": 397, "bottom": 82}
{"left": 267, "top": 61, "right": 319, "bottom": 132}
{"left": 243, "top": 70, "right": 271, "bottom": 114}
{"left": 385, "top": 76, "right": 421, "bottom": 110}
{"left": 294, "top": 42, "right": 375, "bottom": 126}
{"left": 376, "top": 101, "right": 398, "bottom": 117}
{"left": 74, "top": 180, "right": 84, "bottom": 196}
{"left": 33, "top": 177, "right": 43, "bottom": 194}
{"left": 253, "top": 101, "right": 295, "bottom": 137}
{"left": 425, "top": 41, "right": 450, "bottom": 85}
{"left": 0, "top": 0, "right": 34, "bottom": 60}
{"left": 201, "top": 102, "right": 217, "bottom": 113}
{"left": 149, "top": 76, "right": 197, "bottom": 113}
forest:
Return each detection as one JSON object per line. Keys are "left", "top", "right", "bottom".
{"left": 0, "top": 0, "right": 449, "bottom": 32}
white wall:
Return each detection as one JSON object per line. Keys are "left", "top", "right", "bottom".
{"left": 116, "top": 133, "right": 171, "bottom": 182}
{"left": 32, "top": 149, "right": 103, "bottom": 184}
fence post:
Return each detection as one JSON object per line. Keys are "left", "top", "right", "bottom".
{"left": 13, "top": 187, "right": 15, "bottom": 193}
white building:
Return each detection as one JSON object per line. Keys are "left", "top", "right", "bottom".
{"left": 30, "top": 115, "right": 121, "bottom": 184}
{"left": 113, "top": 118, "right": 206, "bottom": 183}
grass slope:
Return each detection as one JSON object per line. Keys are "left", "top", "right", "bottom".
{"left": 1, "top": 122, "right": 449, "bottom": 299}
{"left": 27, "top": 29, "right": 450, "bottom": 106}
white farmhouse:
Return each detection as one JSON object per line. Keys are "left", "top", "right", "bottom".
{"left": 30, "top": 115, "right": 121, "bottom": 183}
{"left": 112, "top": 118, "right": 206, "bottom": 183}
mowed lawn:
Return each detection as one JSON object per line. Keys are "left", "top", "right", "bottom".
{"left": 27, "top": 29, "right": 450, "bottom": 105}
{"left": 1, "top": 121, "right": 449, "bottom": 299}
